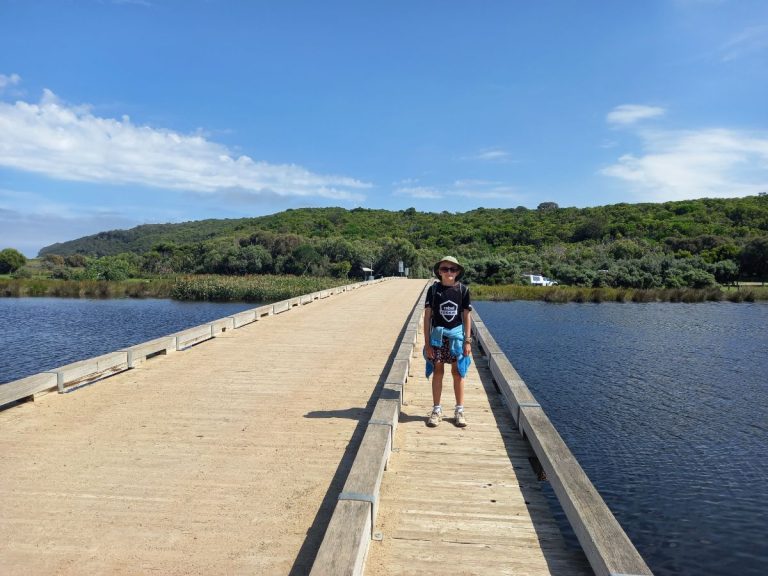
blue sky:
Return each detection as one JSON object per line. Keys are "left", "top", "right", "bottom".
{"left": 1, "top": 0, "right": 767, "bottom": 256}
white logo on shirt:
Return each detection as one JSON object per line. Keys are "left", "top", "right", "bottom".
{"left": 439, "top": 300, "right": 458, "bottom": 322}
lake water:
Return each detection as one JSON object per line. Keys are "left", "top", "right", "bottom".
{"left": 474, "top": 300, "right": 768, "bottom": 576}
{"left": 0, "top": 298, "right": 255, "bottom": 385}
{"left": 1, "top": 297, "right": 766, "bottom": 575}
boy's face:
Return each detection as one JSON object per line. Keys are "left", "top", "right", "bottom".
{"left": 438, "top": 261, "right": 459, "bottom": 282}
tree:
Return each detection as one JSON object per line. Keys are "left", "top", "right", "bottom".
{"left": 571, "top": 217, "right": 607, "bottom": 242}
{"left": 80, "top": 253, "right": 140, "bottom": 281}
{"left": 681, "top": 268, "right": 717, "bottom": 289}
{"left": 709, "top": 260, "right": 739, "bottom": 285}
{"left": 64, "top": 254, "right": 88, "bottom": 267}
{"left": 222, "top": 245, "right": 272, "bottom": 275}
{"left": 0, "top": 248, "right": 27, "bottom": 274}
{"left": 609, "top": 239, "right": 645, "bottom": 260}
{"left": 740, "top": 237, "right": 768, "bottom": 281}
{"left": 537, "top": 202, "right": 559, "bottom": 211}
{"left": 283, "top": 244, "right": 323, "bottom": 275}
{"left": 329, "top": 261, "right": 352, "bottom": 278}
{"left": 375, "top": 238, "right": 417, "bottom": 276}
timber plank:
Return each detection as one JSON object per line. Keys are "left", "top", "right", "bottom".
{"left": 310, "top": 499, "right": 371, "bottom": 576}
{"left": 341, "top": 424, "right": 392, "bottom": 523}
{"left": 0, "top": 372, "right": 57, "bottom": 407}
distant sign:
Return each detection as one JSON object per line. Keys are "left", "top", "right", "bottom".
{"left": 398, "top": 260, "right": 404, "bottom": 273}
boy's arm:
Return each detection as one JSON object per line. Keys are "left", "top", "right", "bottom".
{"left": 424, "top": 307, "right": 434, "bottom": 359}
{"left": 462, "top": 308, "right": 472, "bottom": 356}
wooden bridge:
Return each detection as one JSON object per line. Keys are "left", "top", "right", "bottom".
{"left": 0, "top": 279, "right": 652, "bottom": 575}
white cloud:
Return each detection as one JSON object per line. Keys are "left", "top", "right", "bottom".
{"left": 393, "top": 180, "right": 522, "bottom": 201}
{"left": 392, "top": 177, "right": 419, "bottom": 186}
{"left": 600, "top": 128, "right": 768, "bottom": 201}
{"left": 454, "top": 188, "right": 520, "bottom": 200}
{"left": 607, "top": 104, "right": 666, "bottom": 126}
{"left": 719, "top": 25, "right": 768, "bottom": 62}
{"left": 453, "top": 179, "right": 498, "bottom": 187}
{"left": 0, "top": 89, "right": 369, "bottom": 201}
{"left": 393, "top": 186, "right": 444, "bottom": 199}
{"left": 462, "top": 148, "right": 515, "bottom": 163}
{"left": 0, "top": 73, "right": 21, "bottom": 91}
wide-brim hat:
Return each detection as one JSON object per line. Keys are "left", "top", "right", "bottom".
{"left": 433, "top": 256, "right": 464, "bottom": 279}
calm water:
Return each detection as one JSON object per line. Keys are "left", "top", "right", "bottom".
{"left": 0, "top": 298, "right": 255, "bottom": 385}
{"left": 474, "top": 301, "right": 768, "bottom": 576}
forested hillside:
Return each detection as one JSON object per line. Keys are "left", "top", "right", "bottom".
{"left": 35, "top": 195, "right": 768, "bottom": 288}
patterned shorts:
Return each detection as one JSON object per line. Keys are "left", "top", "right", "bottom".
{"left": 432, "top": 337, "right": 457, "bottom": 364}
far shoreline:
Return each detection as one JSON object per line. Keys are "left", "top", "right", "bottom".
{"left": 1, "top": 277, "right": 766, "bottom": 304}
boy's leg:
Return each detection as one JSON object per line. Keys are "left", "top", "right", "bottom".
{"left": 432, "top": 362, "right": 445, "bottom": 406}
{"left": 451, "top": 362, "right": 467, "bottom": 427}
{"left": 427, "top": 362, "right": 445, "bottom": 427}
{"left": 451, "top": 362, "right": 464, "bottom": 406}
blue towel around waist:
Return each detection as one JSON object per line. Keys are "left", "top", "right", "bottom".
{"left": 424, "top": 325, "right": 471, "bottom": 378}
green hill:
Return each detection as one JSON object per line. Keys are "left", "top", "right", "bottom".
{"left": 39, "top": 219, "right": 249, "bottom": 258}
{"left": 39, "top": 196, "right": 768, "bottom": 256}
{"left": 35, "top": 195, "right": 768, "bottom": 287}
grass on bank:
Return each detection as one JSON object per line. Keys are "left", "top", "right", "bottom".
{"left": 170, "top": 275, "right": 350, "bottom": 302}
{"left": 0, "top": 275, "right": 351, "bottom": 302}
{"left": 0, "top": 278, "right": 176, "bottom": 299}
{"left": 471, "top": 283, "right": 768, "bottom": 303}
{"left": 2, "top": 275, "right": 766, "bottom": 303}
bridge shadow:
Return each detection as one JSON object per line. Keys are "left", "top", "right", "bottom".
{"left": 304, "top": 407, "right": 367, "bottom": 420}
{"left": 396, "top": 412, "right": 428, "bottom": 424}
{"left": 476, "top": 356, "right": 591, "bottom": 575}
{"left": 289, "top": 317, "right": 410, "bottom": 576}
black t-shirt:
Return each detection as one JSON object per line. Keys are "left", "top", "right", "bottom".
{"left": 425, "top": 282, "right": 472, "bottom": 329}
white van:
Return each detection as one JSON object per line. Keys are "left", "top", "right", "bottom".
{"left": 525, "top": 274, "right": 557, "bottom": 286}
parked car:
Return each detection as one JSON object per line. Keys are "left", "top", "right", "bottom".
{"left": 524, "top": 274, "right": 557, "bottom": 286}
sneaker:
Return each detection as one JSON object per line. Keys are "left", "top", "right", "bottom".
{"left": 454, "top": 409, "right": 467, "bottom": 428}
{"left": 427, "top": 408, "right": 442, "bottom": 427}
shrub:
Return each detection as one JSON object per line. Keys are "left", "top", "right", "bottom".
{"left": 727, "top": 291, "right": 744, "bottom": 303}
{"left": 80, "top": 254, "right": 139, "bottom": 281}
{"left": 0, "top": 248, "right": 27, "bottom": 274}
{"left": 11, "top": 267, "right": 33, "bottom": 279}
{"left": 64, "top": 254, "right": 88, "bottom": 267}
{"left": 43, "top": 254, "right": 65, "bottom": 267}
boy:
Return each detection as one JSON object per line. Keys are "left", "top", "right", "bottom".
{"left": 423, "top": 256, "right": 472, "bottom": 427}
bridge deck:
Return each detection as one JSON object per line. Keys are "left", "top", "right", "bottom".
{"left": 0, "top": 280, "right": 425, "bottom": 575}
{"left": 1, "top": 280, "right": 592, "bottom": 575}
{"left": 366, "top": 318, "right": 590, "bottom": 575}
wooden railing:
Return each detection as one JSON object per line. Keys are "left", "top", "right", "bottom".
{"left": 310, "top": 281, "right": 429, "bottom": 576}
{"left": 0, "top": 279, "right": 387, "bottom": 410}
{"left": 472, "top": 308, "right": 653, "bottom": 576}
